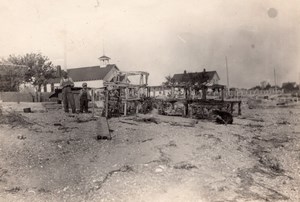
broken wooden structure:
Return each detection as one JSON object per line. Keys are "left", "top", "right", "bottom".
{"left": 103, "top": 71, "right": 150, "bottom": 118}
{"left": 148, "top": 83, "right": 241, "bottom": 119}
{"left": 101, "top": 70, "right": 241, "bottom": 122}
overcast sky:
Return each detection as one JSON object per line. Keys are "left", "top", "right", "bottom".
{"left": 0, "top": 0, "right": 299, "bottom": 88}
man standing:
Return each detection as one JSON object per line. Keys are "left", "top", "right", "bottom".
{"left": 60, "top": 72, "right": 76, "bottom": 113}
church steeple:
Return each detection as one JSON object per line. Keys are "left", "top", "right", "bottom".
{"left": 98, "top": 55, "right": 110, "bottom": 68}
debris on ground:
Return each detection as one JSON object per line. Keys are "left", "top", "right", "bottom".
{"left": 125, "top": 116, "right": 159, "bottom": 124}
{"left": 23, "top": 108, "right": 32, "bottom": 113}
{"left": 119, "top": 120, "right": 138, "bottom": 125}
{"left": 76, "top": 116, "right": 97, "bottom": 123}
{"left": 37, "top": 188, "right": 50, "bottom": 193}
{"left": 173, "top": 162, "right": 198, "bottom": 170}
{"left": 17, "top": 135, "right": 26, "bottom": 140}
{"left": 277, "top": 120, "right": 290, "bottom": 125}
{"left": 258, "top": 153, "right": 284, "bottom": 174}
{"left": 0, "top": 111, "right": 32, "bottom": 128}
{"left": 212, "top": 110, "right": 233, "bottom": 124}
{"left": 0, "top": 102, "right": 299, "bottom": 202}
{"left": 169, "top": 121, "right": 196, "bottom": 127}
{"left": 96, "top": 135, "right": 112, "bottom": 140}
{"left": 166, "top": 140, "right": 177, "bottom": 147}
{"left": 5, "top": 187, "right": 21, "bottom": 194}
{"left": 140, "top": 138, "right": 153, "bottom": 143}
{"left": 154, "top": 165, "right": 167, "bottom": 173}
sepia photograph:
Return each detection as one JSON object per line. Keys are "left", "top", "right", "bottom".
{"left": 0, "top": 0, "right": 299, "bottom": 201}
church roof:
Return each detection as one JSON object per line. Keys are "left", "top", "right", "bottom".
{"left": 49, "top": 64, "right": 119, "bottom": 83}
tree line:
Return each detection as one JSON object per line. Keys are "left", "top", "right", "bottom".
{"left": 0, "top": 53, "right": 58, "bottom": 92}
{"left": 250, "top": 81, "right": 299, "bottom": 92}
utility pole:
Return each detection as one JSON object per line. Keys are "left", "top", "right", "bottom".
{"left": 298, "top": 72, "right": 300, "bottom": 96}
{"left": 274, "top": 67, "right": 277, "bottom": 94}
{"left": 225, "top": 56, "right": 230, "bottom": 94}
{"left": 102, "top": 39, "right": 105, "bottom": 55}
{"left": 63, "top": 23, "right": 67, "bottom": 70}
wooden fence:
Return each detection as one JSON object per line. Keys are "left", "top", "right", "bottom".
{"left": 0, "top": 92, "right": 55, "bottom": 102}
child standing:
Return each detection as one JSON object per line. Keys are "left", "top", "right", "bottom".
{"left": 79, "top": 83, "right": 91, "bottom": 113}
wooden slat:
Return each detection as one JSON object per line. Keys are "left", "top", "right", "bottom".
{"left": 96, "top": 117, "right": 110, "bottom": 138}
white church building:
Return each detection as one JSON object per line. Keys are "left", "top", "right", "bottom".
{"left": 46, "top": 55, "right": 122, "bottom": 92}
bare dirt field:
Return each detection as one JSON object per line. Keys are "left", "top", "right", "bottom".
{"left": 0, "top": 102, "right": 299, "bottom": 202}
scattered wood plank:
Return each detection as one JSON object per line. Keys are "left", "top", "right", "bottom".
{"left": 96, "top": 117, "right": 111, "bottom": 140}
{"left": 122, "top": 114, "right": 198, "bottom": 127}
{"left": 119, "top": 120, "right": 138, "bottom": 125}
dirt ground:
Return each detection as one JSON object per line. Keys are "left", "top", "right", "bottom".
{"left": 0, "top": 102, "right": 299, "bottom": 202}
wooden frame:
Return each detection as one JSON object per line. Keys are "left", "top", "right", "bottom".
{"left": 103, "top": 71, "right": 149, "bottom": 117}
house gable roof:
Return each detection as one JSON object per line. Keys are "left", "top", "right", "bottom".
{"left": 172, "top": 71, "right": 219, "bottom": 84}
{"left": 50, "top": 64, "right": 119, "bottom": 83}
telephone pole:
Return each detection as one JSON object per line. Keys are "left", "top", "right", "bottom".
{"left": 298, "top": 72, "right": 300, "bottom": 95}
{"left": 225, "top": 56, "right": 230, "bottom": 93}
{"left": 274, "top": 67, "right": 277, "bottom": 94}
{"left": 63, "top": 23, "right": 68, "bottom": 70}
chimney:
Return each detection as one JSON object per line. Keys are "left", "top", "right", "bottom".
{"left": 184, "top": 70, "right": 187, "bottom": 74}
{"left": 203, "top": 68, "right": 206, "bottom": 73}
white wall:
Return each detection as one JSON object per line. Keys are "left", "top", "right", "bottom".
{"left": 19, "top": 83, "right": 36, "bottom": 93}
{"left": 74, "top": 80, "right": 104, "bottom": 88}
{"left": 22, "top": 81, "right": 105, "bottom": 93}
{"left": 47, "top": 80, "right": 104, "bottom": 91}
{"left": 211, "top": 74, "right": 219, "bottom": 84}
{"left": 45, "top": 83, "right": 60, "bottom": 92}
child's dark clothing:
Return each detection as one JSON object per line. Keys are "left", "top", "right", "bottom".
{"left": 79, "top": 88, "right": 91, "bottom": 113}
